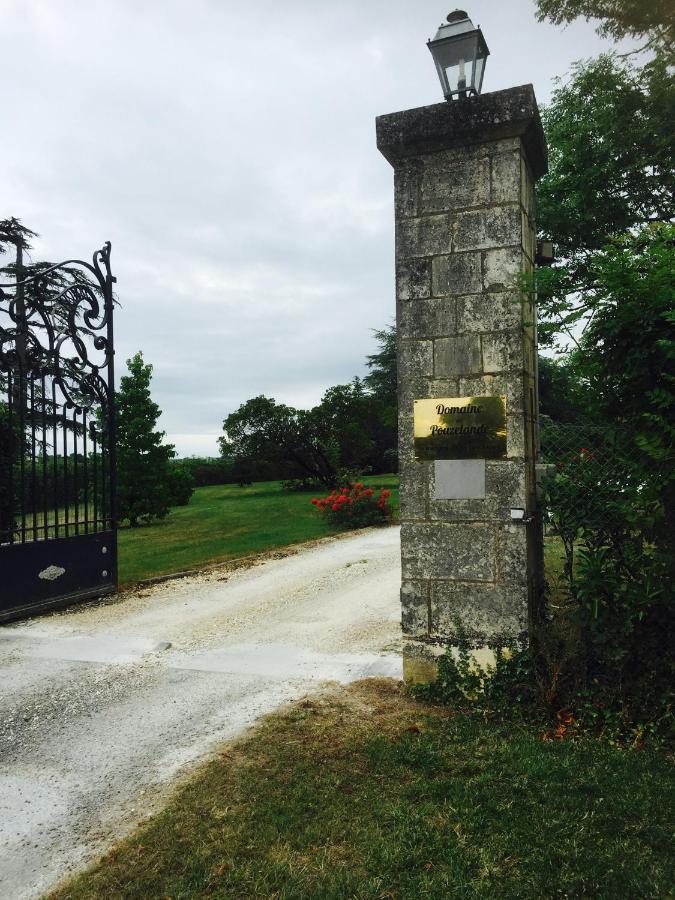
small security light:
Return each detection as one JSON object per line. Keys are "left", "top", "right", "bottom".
{"left": 536, "top": 240, "right": 556, "bottom": 266}
{"left": 428, "top": 10, "right": 489, "bottom": 101}
{"left": 510, "top": 508, "right": 526, "bottom": 521}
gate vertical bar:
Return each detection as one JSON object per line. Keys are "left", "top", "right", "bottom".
{"left": 52, "top": 379, "right": 59, "bottom": 538}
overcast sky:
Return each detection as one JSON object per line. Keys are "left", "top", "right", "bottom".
{"left": 2, "top": 0, "right": 627, "bottom": 456}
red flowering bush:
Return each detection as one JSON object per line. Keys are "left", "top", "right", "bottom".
{"left": 311, "top": 483, "right": 392, "bottom": 529}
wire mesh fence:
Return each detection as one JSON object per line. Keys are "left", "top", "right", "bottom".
{"left": 538, "top": 420, "right": 656, "bottom": 599}
{"left": 539, "top": 421, "right": 644, "bottom": 539}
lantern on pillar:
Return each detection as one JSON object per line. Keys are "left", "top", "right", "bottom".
{"left": 427, "top": 10, "right": 489, "bottom": 100}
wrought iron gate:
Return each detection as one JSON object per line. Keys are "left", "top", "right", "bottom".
{"left": 0, "top": 242, "right": 117, "bottom": 622}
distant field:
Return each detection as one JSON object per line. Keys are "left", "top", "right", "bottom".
{"left": 117, "top": 475, "right": 400, "bottom": 585}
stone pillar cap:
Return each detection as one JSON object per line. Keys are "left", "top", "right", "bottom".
{"left": 376, "top": 84, "right": 548, "bottom": 179}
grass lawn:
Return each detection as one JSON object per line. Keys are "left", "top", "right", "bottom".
{"left": 543, "top": 534, "right": 569, "bottom": 603}
{"left": 117, "top": 475, "right": 399, "bottom": 585}
{"left": 51, "top": 679, "right": 674, "bottom": 900}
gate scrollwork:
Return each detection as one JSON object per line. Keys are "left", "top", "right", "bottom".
{"left": 0, "top": 241, "right": 115, "bottom": 414}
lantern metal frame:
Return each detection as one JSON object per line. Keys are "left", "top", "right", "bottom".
{"left": 427, "top": 10, "right": 490, "bottom": 100}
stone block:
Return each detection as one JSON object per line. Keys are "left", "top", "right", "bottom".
{"left": 423, "top": 139, "right": 523, "bottom": 167}
{"left": 520, "top": 153, "right": 536, "bottom": 220}
{"left": 453, "top": 206, "right": 521, "bottom": 253}
{"left": 419, "top": 157, "right": 490, "bottom": 213}
{"left": 399, "top": 462, "right": 428, "bottom": 521}
{"left": 420, "top": 141, "right": 518, "bottom": 170}
{"left": 432, "top": 251, "right": 482, "bottom": 296}
{"left": 456, "top": 292, "right": 523, "bottom": 333}
{"left": 399, "top": 339, "right": 433, "bottom": 378}
{"left": 399, "top": 373, "right": 430, "bottom": 408}
{"left": 394, "top": 161, "right": 420, "bottom": 218}
{"left": 459, "top": 373, "right": 526, "bottom": 412}
{"left": 398, "top": 297, "right": 455, "bottom": 339}
{"left": 489, "top": 136, "right": 522, "bottom": 156}
{"left": 426, "top": 377, "right": 461, "bottom": 397}
{"left": 434, "top": 335, "right": 482, "bottom": 376}
{"left": 506, "top": 415, "right": 526, "bottom": 458}
{"left": 400, "top": 523, "right": 495, "bottom": 581}
{"left": 483, "top": 247, "right": 522, "bottom": 292}
{"left": 522, "top": 210, "right": 536, "bottom": 263}
{"left": 396, "top": 257, "right": 431, "bottom": 300}
{"left": 402, "top": 655, "right": 440, "bottom": 685}
{"left": 401, "top": 580, "right": 430, "bottom": 636}
{"left": 397, "top": 214, "right": 455, "bottom": 258}
{"left": 428, "top": 498, "right": 489, "bottom": 523}
{"left": 496, "top": 523, "right": 529, "bottom": 585}
{"left": 398, "top": 411, "right": 414, "bottom": 457}
{"left": 430, "top": 581, "right": 528, "bottom": 644}
{"left": 486, "top": 460, "right": 527, "bottom": 511}
{"left": 398, "top": 441, "right": 416, "bottom": 469}
{"left": 490, "top": 151, "right": 521, "bottom": 204}
{"left": 481, "top": 330, "right": 524, "bottom": 373}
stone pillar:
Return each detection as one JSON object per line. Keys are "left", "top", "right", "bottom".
{"left": 376, "top": 86, "right": 548, "bottom": 681}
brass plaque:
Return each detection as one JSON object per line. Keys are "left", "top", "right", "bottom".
{"left": 414, "top": 396, "right": 507, "bottom": 460}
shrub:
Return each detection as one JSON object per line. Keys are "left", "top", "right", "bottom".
{"left": 172, "top": 457, "right": 233, "bottom": 487}
{"left": 281, "top": 477, "right": 324, "bottom": 492}
{"left": 311, "top": 483, "right": 392, "bottom": 529}
{"left": 166, "top": 464, "right": 195, "bottom": 507}
{"left": 540, "top": 422, "right": 674, "bottom": 736}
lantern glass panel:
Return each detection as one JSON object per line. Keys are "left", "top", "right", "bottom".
{"left": 431, "top": 32, "right": 480, "bottom": 97}
{"left": 472, "top": 52, "right": 486, "bottom": 93}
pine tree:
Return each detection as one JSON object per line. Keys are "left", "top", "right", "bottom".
{"left": 116, "top": 352, "right": 176, "bottom": 526}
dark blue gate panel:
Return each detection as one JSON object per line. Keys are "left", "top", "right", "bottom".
{"left": 0, "top": 531, "right": 117, "bottom": 623}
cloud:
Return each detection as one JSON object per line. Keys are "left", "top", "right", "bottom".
{"left": 1, "top": 0, "right": 625, "bottom": 455}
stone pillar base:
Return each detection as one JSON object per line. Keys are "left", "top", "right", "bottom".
{"left": 402, "top": 638, "right": 514, "bottom": 686}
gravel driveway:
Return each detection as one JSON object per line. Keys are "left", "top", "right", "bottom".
{"left": 0, "top": 526, "right": 401, "bottom": 900}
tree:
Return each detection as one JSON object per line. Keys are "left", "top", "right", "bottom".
{"left": 364, "top": 325, "right": 397, "bottom": 415}
{"left": 219, "top": 327, "right": 400, "bottom": 487}
{"left": 535, "top": 0, "right": 674, "bottom": 58}
{"left": 363, "top": 324, "right": 398, "bottom": 470}
{"left": 316, "top": 375, "right": 398, "bottom": 475}
{"left": 574, "top": 224, "right": 675, "bottom": 539}
{"left": 220, "top": 396, "right": 339, "bottom": 488}
{"left": 0, "top": 217, "right": 37, "bottom": 261}
{"left": 537, "top": 355, "right": 587, "bottom": 423}
{"left": 116, "top": 352, "right": 182, "bottom": 526}
{"left": 535, "top": 54, "right": 674, "bottom": 349}
{"left": 316, "top": 380, "right": 376, "bottom": 472}
{"left": 538, "top": 56, "right": 673, "bottom": 255}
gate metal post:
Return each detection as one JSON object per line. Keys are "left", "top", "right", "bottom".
{"left": 377, "top": 86, "right": 548, "bottom": 681}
